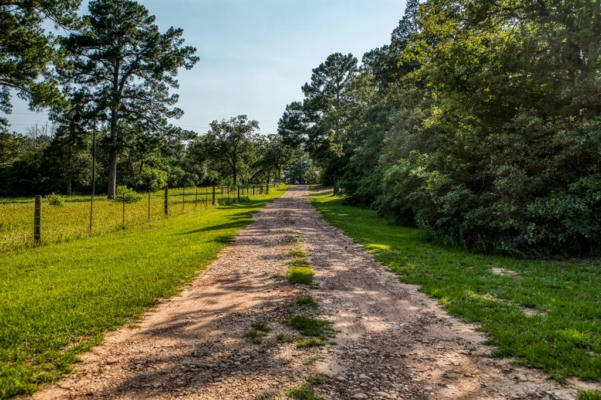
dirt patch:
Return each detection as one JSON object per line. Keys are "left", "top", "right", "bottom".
{"left": 28, "top": 186, "right": 598, "bottom": 400}
{"left": 491, "top": 267, "right": 518, "bottom": 276}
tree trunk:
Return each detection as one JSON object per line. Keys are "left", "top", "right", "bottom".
{"left": 108, "top": 151, "right": 118, "bottom": 199}
{"left": 232, "top": 159, "right": 237, "bottom": 187}
{"left": 108, "top": 61, "right": 120, "bottom": 199}
{"left": 333, "top": 176, "right": 339, "bottom": 195}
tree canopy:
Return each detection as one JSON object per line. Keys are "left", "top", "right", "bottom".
{"left": 278, "top": 0, "right": 601, "bottom": 256}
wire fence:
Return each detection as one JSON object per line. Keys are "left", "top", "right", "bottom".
{"left": 0, "top": 183, "right": 280, "bottom": 253}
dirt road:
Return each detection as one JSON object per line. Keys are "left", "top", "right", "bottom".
{"left": 31, "top": 186, "right": 592, "bottom": 400}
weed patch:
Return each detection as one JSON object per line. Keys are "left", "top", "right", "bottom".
{"left": 286, "top": 383, "right": 323, "bottom": 400}
{"left": 285, "top": 316, "right": 335, "bottom": 339}
{"left": 295, "top": 338, "right": 326, "bottom": 348}
{"left": 287, "top": 267, "right": 314, "bottom": 284}
{"left": 296, "top": 296, "right": 318, "bottom": 307}
{"left": 288, "top": 249, "right": 307, "bottom": 258}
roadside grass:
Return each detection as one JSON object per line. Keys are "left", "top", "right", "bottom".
{"left": 310, "top": 190, "right": 601, "bottom": 382}
{"left": 0, "top": 186, "right": 288, "bottom": 399}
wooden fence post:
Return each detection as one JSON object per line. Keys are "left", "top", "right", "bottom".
{"left": 34, "top": 195, "right": 41, "bottom": 244}
{"left": 212, "top": 186, "right": 216, "bottom": 206}
{"left": 164, "top": 186, "right": 169, "bottom": 216}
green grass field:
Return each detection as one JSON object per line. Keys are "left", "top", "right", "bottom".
{"left": 0, "top": 185, "right": 263, "bottom": 253}
{"left": 310, "top": 189, "right": 601, "bottom": 383}
{"left": 0, "top": 186, "right": 287, "bottom": 399}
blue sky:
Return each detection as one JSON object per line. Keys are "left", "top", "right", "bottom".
{"left": 7, "top": 0, "right": 405, "bottom": 135}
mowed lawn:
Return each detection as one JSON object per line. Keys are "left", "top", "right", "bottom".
{"left": 0, "top": 186, "right": 287, "bottom": 398}
{"left": 310, "top": 190, "right": 601, "bottom": 383}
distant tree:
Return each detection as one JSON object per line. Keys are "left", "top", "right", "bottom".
{"left": 0, "top": 0, "right": 81, "bottom": 130}
{"left": 61, "top": 0, "right": 198, "bottom": 198}
{"left": 293, "top": 52, "right": 358, "bottom": 193}
{"left": 202, "top": 115, "right": 260, "bottom": 187}
{"left": 254, "top": 134, "right": 293, "bottom": 183}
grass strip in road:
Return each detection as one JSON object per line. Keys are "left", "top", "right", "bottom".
{"left": 0, "top": 186, "right": 288, "bottom": 399}
{"left": 310, "top": 189, "right": 601, "bottom": 383}
{"left": 286, "top": 239, "right": 314, "bottom": 285}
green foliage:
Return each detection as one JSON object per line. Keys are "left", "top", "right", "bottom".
{"left": 46, "top": 193, "right": 64, "bottom": 206}
{"left": 0, "top": 0, "right": 79, "bottom": 129}
{"left": 286, "top": 384, "right": 323, "bottom": 400}
{"left": 280, "top": 0, "right": 601, "bottom": 255}
{"left": 311, "top": 190, "right": 601, "bottom": 381}
{"left": 285, "top": 316, "right": 334, "bottom": 339}
{"left": 61, "top": 0, "right": 198, "bottom": 198}
{"left": 579, "top": 390, "right": 601, "bottom": 400}
{"left": 250, "top": 321, "right": 270, "bottom": 332}
{"left": 0, "top": 187, "right": 287, "bottom": 397}
{"left": 295, "top": 338, "right": 325, "bottom": 348}
{"left": 137, "top": 166, "right": 168, "bottom": 192}
{"left": 114, "top": 185, "right": 141, "bottom": 203}
{"left": 287, "top": 266, "right": 314, "bottom": 284}
{"left": 296, "top": 296, "right": 317, "bottom": 307}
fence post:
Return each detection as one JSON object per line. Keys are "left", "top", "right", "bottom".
{"left": 212, "top": 185, "right": 216, "bottom": 206}
{"left": 34, "top": 195, "right": 41, "bottom": 244}
{"left": 147, "top": 191, "right": 151, "bottom": 220}
{"left": 266, "top": 181, "right": 269, "bottom": 194}
{"left": 164, "top": 186, "right": 169, "bottom": 216}
{"left": 237, "top": 185, "right": 241, "bottom": 201}
{"left": 252, "top": 185, "right": 255, "bottom": 196}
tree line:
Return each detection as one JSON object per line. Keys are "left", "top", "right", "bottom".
{"left": 0, "top": 0, "right": 312, "bottom": 199}
{"left": 278, "top": 0, "right": 601, "bottom": 256}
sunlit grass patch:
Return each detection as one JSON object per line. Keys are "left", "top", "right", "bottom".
{"left": 288, "top": 249, "right": 307, "bottom": 258}
{"left": 295, "top": 338, "right": 326, "bottom": 348}
{"left": 287, "top": 266, "right": 314, "bottom": 284}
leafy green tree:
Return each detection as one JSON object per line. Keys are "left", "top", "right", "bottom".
{"left": 61, "top": 0, "right": 198, "bottom": 198}
{"left": 201, "top": 115, "right": 260, "bottom": 187}
{"left": 0, "top": 0, "right": 81, "bottom": 130}
{"left": 253, "top": 134, "right": 293, "bottom": 184}
{"left": 281, "top": 53, "right": 358, "bottom": 193}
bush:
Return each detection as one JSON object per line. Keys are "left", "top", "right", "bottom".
{"left": 46, "top": 193, "right": 64, "bottom": 206}
{"left": 115, "top": 186, "right": 141, "bottom": 203}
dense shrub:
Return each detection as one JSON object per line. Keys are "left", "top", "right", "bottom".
{"left": 115, "top": 185, "right": 141, "bottom": 203}
{"left": 46, "top": 193, "right": 65, "bottom": 206}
